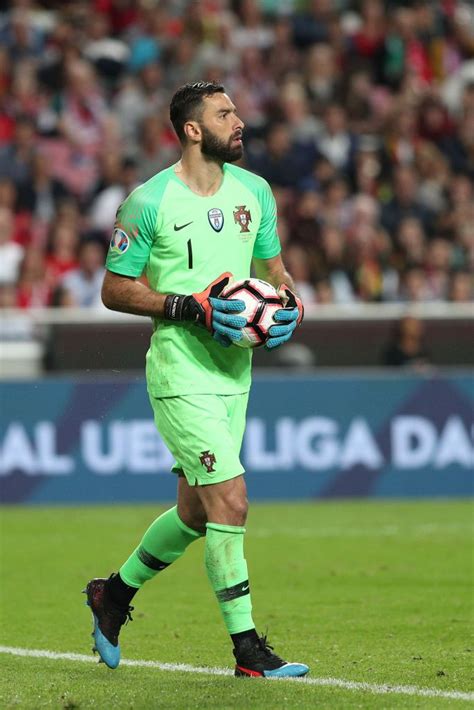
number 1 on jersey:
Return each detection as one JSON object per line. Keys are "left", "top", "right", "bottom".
{"left": 187, "top": 239, "right": 193, "bottom": 269}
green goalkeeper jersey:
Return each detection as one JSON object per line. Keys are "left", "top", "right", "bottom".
{"left": 105, "top": 163, "right": 281, "bottom": 397}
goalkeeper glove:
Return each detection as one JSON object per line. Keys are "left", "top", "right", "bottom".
{"left": 164, "top": 272, "right": 246, "bottom": 347}
{"left": 265, "top": 284, "right": 304, "bottom": 350}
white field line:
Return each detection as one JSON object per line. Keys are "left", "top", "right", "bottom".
{"left": 1, "top": 646, "right": 473, "bottom": 702}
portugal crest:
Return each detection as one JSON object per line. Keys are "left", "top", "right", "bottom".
{"left": 233, "top": 205, "right": 252, "bottom": 233}
{"left": 208, "top": 208, "right": 224, "bottom": 232}
{"left": 199, "top": 450, "right": 216, "bottom": 473}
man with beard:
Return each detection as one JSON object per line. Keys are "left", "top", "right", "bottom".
{"left": 84, "top": 82, "right": 307, "bottom": 678}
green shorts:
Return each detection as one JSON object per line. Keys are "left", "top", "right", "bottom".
{"left": 148, "top": 392, "right": 249, "bottom": 486}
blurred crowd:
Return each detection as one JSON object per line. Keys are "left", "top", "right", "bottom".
{"left": 0, "top": 0, "right": 473, "bottom": 309}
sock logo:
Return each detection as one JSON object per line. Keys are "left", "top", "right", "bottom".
{"left": 216, "top": 580, "right": 251, "bottom": 602}
{"left": 199, "top": 450, "right": 216, "bottom": 473}
{"left": 137, "top": 546, "right": 170, "bottom": 571}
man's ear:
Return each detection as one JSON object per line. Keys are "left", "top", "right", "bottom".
{"left": 183, "top": 121, "right": 201, "bottom": 143}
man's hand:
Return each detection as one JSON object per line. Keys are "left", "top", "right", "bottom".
{"left": 265, "top": 284, "right": 304, "bottom": 350}
{"left": 164, "top": 273, "right": 247, "bottom": 347}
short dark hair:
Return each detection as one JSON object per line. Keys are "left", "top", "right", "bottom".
{"left": 169, "top": 81, "right": 225, "bottom": 143}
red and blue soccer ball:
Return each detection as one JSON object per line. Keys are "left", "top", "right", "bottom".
{"left": 220, "top": 278, "right": 283, "bottom": 348}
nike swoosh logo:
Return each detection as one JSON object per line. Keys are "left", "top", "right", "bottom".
{"left": 174, "top": 221, "right": 193, "bottom": 231}
{"left": 241, "top": 585, "right": 249, "bottom": 592}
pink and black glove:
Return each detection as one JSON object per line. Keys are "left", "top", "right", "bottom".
{"left": 164, "top": 272, "right": 246, "bottom": 347}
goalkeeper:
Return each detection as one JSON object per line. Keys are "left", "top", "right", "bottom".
{"left": 84, "top": 82, "right": 307, "bottom": 678}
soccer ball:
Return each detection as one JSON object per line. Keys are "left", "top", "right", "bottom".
{"left": 220, "top": 278, "right": 283, "bottom": 348}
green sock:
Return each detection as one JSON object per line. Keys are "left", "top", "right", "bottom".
{"left": 205, "top": 522, "right": 255, "bottom": 635}
{"left": 120, "top": 506, "right": 203, "bottom": 588}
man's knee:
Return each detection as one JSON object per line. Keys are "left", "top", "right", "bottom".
{"left": 208, "top": 484, "right": 248, "bottom": 526}
{"left": 228, "top": 494, "right": 248, "bottom": 525}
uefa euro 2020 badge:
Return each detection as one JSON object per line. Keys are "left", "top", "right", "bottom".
{"left": 110, "top": 228, "right": 130, "bottom": 255}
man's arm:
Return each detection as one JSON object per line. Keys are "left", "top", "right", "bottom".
{"left": 101, "top": 270, "right": 247, "bottom": 346}
{"left": 102, "top": 271, "right": 167, "bottom": 317}
{"left": 252, "top": 254, "right": 297, "bottom": 293}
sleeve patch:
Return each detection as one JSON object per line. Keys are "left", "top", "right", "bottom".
{"left": 110, "top": 228, "right": 130, "bottom": 255}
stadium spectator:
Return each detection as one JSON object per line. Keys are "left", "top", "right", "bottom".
{"left": 0, "top": 178, "right": 17, "bottom": 211}
{"left": 0, "top": 206, "right": 24, "bottom": 285}
{"left": 82, "top": 13, "right": 130, "bottom": 83}
{"left": 414, "top": 141, "right": 450, "bottom": 215}
{"left": 351, "top": 136, "right": 383, "bottom": 197}
{"left": 9, "top": 59, "right": 42, "bottom": 121}
{"left": 134, "top": 115, "right": 179, "bottom": 183}
{"left": 380, "top": 165, "right": 434, "bottom": 238}
{"left": 424, "top": 238, "right": 453, "bottom": 301}
{"left": 266, "top": 15, "right": 300, "bottom": 81}
{"left": 440, "top": 108, "right": 474, "bottom": 179}
{"left": 228, "top": 46, "right": 276, "bottom": 135}
{"left": 246, "top": 122, "right": 316, "bottom": 188}
{"left": 350, "top": 223, "right": 396, "bottom": 302}
{"left": 294, "top": 2, "right": 333, "bottom": 49}
{"left": 395, "top": 217, "right": 426, "bottom": 270}
{"left": 61, "top": 239, "right": 106, "bottom": 308}
{"left": 449, "top": 270, "right": 473, "bottom": 302}
{"left": 343, "top": 68, "right": 380, "bottom": 135}
{"left": 0, "top": 115, "right": 36, "bottom": 185}
{"left": 163, "top": 35, "right": 201, "bottom": 90}
{"left": 113, "top": 63, "right": 166, "bottom": 152}
{"left": 384, "top": 104, "right": 420, "bottom": 167}
{"left": 317, "top": 225, "right": 355, "bottom": 304}
{"left": 16, "top": 246, "right": 50, "bottom": 308}
{"left": 88, "top": 155, "right": 140, "bottom": 234}
{"left": 350, "top": 0, "right": 386, "bottom": 69}
{"left": 400, "top": 267, "right": 433, "bottom": 303}
{"left": 346, "top": 193, "right": 380, "bottom": 244}
{"left": 45, "top": 222, "right": 80, "bottom": 292}
{"left": 289, "top": 189, "right": 320, "bottom": 254}
{"left": 381, "top": 315, "right": 431, "bottom": 369}
{"left": 231, "top": 0, "right": 275, "bottom": 52}
{"left": 418, "top": 96, "right": 454, "bottom": 144}
{"left": 318, "top": 176, "right": 351, "bottom": 230}
{"left": 195, "top": 11, "right": 241, "bottom": 79}
{"left": 315, "top": 104, "right": 357, "bottom": 173}
{"left": 314, "top": 277, "right": 334, "bottom": 304}
{"left": 58, "top": 58, "right": 109, "bottom": 155}
{"left": 16, "top": 150, "right": 70, "bottom": 224}
{"left": 440, "top": 174, "right": 474, "bottom": 273}
{"left": 0, "top": 7, "right": 45, "bottom": 62}
{"left": 279, "top": 79, "right": 323, "bottom": 144}
{"left": 283, "top": 244, "right": 317, "bottom": 306}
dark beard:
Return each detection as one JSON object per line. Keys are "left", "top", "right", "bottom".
{"left": 200, "top": 125, "right": 243, "bottom": 163}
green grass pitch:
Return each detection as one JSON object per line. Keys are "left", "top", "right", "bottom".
{"left": 1, "top": 499, "right": 472, "bottom": 709}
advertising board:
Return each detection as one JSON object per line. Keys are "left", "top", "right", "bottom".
{"left": 1, "top": 374, "right": 472, "bottom": 503}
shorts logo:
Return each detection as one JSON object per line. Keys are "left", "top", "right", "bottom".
{"left": 110, "top": 228, "right": 130, "bottom": 254}
{"left": 208, "top": 208, "right": 224, "bottom": 232}
{"left": 199, "top": 450, "right": 217, "bottom": 473}
{"left": 233, "top": 205, "right": 252, "bottom": 233}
